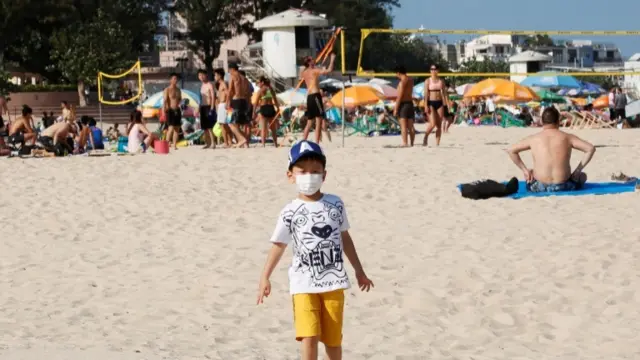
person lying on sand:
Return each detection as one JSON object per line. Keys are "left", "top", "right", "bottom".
{"left": 507, "top": 107, "right": 596, "bottom": 192}
{"left": 39, "top": 121, "right": 75, "bottom": 155}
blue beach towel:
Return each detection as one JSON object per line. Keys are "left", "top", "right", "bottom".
{"left": 458, "top": 180, "right": 637, "bottom": 199}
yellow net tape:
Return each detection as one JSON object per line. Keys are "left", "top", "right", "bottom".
{"left": 357, "top": 29, "right": 640, "bottom": 77}
{"left": 97, "top": 61, "right": 143, "bottom": 105}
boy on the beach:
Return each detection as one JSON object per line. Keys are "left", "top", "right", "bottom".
{"left": 257, "top": 140, "right": 374, "bottom": 360}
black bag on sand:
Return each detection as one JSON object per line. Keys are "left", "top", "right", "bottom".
{"left": 460, "top": 177, "right": 519, "bottom": 200}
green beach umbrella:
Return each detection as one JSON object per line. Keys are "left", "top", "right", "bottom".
{"left": 536, "top": 89, "right": 566, "bottom": 103}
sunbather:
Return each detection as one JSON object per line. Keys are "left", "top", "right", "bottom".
{"left": 507, "top": 107, "right": 596, "bottom": 193}
{"left": 9, "top": 105, "right": 37, "bottom": 146}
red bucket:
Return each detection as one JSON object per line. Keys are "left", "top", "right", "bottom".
{"left": 154, "top": 140, "right": 170, "bottom": 154}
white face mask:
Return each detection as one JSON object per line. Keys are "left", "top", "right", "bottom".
{"left": 295, "top": 174, "right": 323, "bottom": 196}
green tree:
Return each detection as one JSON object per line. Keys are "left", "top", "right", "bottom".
{"left": 2, "top": 0, "right": 70, "bottom": 82}
{"left": 174, "top": 0, "right": 237, "bottom": 78}
{"left": 458, "top": 57, "right": 510, "bottom": 83}
{"left": 48, "top": 0, "right": 164, "bottom": 106}
{"left": 523, "top": 34, "right": 554, "bottom": 48}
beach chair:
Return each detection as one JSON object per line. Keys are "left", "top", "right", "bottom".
{"left": 496, "top": 110, "right": 525, "bottom": 128}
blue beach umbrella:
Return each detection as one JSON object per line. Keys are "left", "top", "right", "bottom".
{"left": 520, "top": 72, "right": 581, "bottom": 89}
{"left": 412, "top": 82, "right": 425, "bottom": 99}
{"left": 557, "top": 81, "right": 606, "bottom": 96}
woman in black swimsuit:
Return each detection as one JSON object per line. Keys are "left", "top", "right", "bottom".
{"left": 423, "top": 64, "right": 446, "bottom": 146}
{"left": 255, "top": 76, "right": 280, "bottom": 147}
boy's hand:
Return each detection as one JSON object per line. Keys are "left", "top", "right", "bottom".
{"left": 356, "top": 272, "right": 374, "bottom": 292}
{"left": 257, "top": 278, "right": 271, "bottom": 304}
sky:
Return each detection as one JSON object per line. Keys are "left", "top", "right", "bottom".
{"left": 392, "top": 0, "right": 640, "bottom": 58}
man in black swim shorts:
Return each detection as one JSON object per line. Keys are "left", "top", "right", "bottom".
{"left": 300, "top": 53, "right": 335, "bottom": 144}
{"left": 163, "top": 73, "right": 183, "bottom": 150}
{"left": 226, "top": 64, "right": 250, "bottom": 148}
{"left": 393, "top": 66, "right": 416, "bottom": 147}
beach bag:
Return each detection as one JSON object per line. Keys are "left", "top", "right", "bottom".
{"left": 460, "top": 177, "right": 519, "bottom": 200}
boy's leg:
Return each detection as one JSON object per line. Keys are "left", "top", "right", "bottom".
{"left": 293, "top": 293, "right": 322, "bottom": 360}
{"left": 320, "top": 290, "right": 345, "bottom": 360}
{"left": 301, "top": 337, "right": 319, "bottom": 360}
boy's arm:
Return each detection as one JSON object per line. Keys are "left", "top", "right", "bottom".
{"left": 260, "top": 243, "right": 287, "bottom": 281}
{"left": 341, "top": 230, "right": 366, "bottom": 275}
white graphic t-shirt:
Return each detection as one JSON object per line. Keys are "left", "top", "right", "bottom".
{"left": 270, "top": 194, "right": 351, "bottom": 294}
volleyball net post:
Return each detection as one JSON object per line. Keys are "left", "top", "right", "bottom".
{"left": 356, "top": 28, "right": 640, "bottom": 78}
{"left": 96, "top": 60, "right": 143, "bottom": 129}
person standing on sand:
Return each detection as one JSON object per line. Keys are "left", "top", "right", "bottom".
{"left": 257, "top": 140, "right": 373, "bottom": 360}
{"left": 301, "top": 53, "right": 336, "bottom": 144}
{"left": 226, "top": 64, "right": 250, "bottom": 148}
{"left": 255, "top": 76, "right": 280, "bottom": 147}
{"left": 198, "top": 69, "right": 216, "bottom": 149}
{"left": 507, "top": 107, "right": 596, "bottom": 193}
{"left": 423, "top": 64, "right": 446, "bottom": 147}
{"left": 239, "top": 70, "right": 254, "bottom": 138}
{"left": 214, "top": 68, "right": 232, "bottom": 147}
{"left": 393, "top": 66, "right": 415, "bottom": 147}
{"left": 163, "top": 73, "right": 182, "bottom": 150}
{"left": 303, "top": 90, "right": 332, "bottom": 143}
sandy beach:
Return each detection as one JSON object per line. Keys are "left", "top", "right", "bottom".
{"left": 1, "top": 126, "right": 640, "bottom": 360}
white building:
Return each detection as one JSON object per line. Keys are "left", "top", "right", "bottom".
{"left": 508, "top": 51, "right": 552, "bottom": 83}
{"left": 463, "top": 35, "right": 513, "bottom": 62}
{"left": 145, "top": 12, "right": 250, "bottom": 72}
{"left": 624, "top": 53, "right": 640, "bottom": 94}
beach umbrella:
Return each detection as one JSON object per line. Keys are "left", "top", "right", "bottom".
{"left": 591, "top": 95, "right": 609, "bottom": 109}
{"left": 519, "top": 72, "right": 581, "bottom": 89}
{"left": 352, "top": 83, "right": 398, "bottom": 99}
{"left": 536, "top": 89, "right": 566, "bottom": 103}
{"left": 455, "top": 83, "right": 475, "bottom": 95}
{"left": 142, "top": 108, "right": 159, "bottom": 118}
{"left": 412, "top": 82, "right": 425, "bottom": 99}
{"left": 368, "top": 78, "right": 392, "bottom": 85}
{"left": 331, "top": 86, "right": 384, "bottom": 107}
{"left": 465, "top": 79, "right": 540, "bottom": 102}
{"left": 142, "top": 89, "right": 201, "bottom": 109}
{"left": 277, "top": 88, "right": 307, "bottom": 107}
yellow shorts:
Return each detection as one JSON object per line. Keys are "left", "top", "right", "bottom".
{"left": 292, "top": 289, "right": 345, "bottom": 347}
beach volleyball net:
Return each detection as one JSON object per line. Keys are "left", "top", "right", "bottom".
{"left": 355, "top": 28, "right": 640, "bottom": 79}
{"left": 97, "top": 60, "right": 143, "bottom": 105}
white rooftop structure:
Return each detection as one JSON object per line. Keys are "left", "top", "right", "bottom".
{"left": 254, "top": 9, "right": 329, "bottom": 29}
{"left": 509, "top": 51, "right": 552, "bottom": 63}
{"left": 628, "top": 53, "right": 640, "bottom": 62}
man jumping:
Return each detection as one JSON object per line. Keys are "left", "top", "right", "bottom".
{"left": 300, "top": 53, "right": 335, "bottom": 144}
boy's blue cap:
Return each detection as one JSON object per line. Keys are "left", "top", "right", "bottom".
{"left": 288, "top": 140, "right": 326, "bottom": 169}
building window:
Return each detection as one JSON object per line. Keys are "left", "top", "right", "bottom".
{"left": 295, "top": 27, "right": 310, "bottom": 49}
{"left": 606, "top": 51, "right": 615, "bottom": 60}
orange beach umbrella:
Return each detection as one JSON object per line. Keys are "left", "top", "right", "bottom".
{"left": 331, "top": 86, "right": 385, "bottom": 107}
{"left": 464, "top": 79, "right": 539, "bottom": 102}
{"left": 591, "top": 95, "right": 609, "bottom": 109}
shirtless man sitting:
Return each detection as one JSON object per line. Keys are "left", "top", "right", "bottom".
{"left": 507, "top": 107, "right": 596, "bottom": 192}
{"left": 9, "top": 105, "right": 38, "bottom": 146}
{"left": 301, "top": 53, "right": 335, "bottom": 144}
